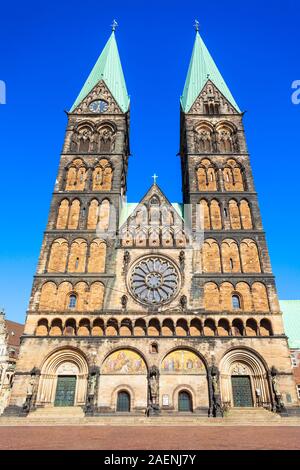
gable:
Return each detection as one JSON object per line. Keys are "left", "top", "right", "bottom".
{"left": 119, "top": 185, "right": 189, "bottom": 248}
{"left": 189, "top": 80, "right": 239, "bottom": 115}
{"left": 70, "top": 80, "right": 122, "bottom": 115}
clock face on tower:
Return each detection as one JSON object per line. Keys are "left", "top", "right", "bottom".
{"left": 89, "top": 99, "right": 109, "bottom": 113}
{"left": 129, "top": 256, "right": 180, "bottom": 306}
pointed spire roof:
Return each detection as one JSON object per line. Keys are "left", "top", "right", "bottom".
{"left": 181, "top": 31, "right": 240, "bottom": 113}
{"left": 70, "top": 31, "right": 129, "bottom": 113}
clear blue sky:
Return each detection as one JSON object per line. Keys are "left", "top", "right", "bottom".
{"left": 0, "top": 0, "right": 299, "bottom": 323}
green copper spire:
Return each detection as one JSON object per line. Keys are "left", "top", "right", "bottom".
{"left": 181, "top": 31, "right": 240, "bottom": 113}
{"left": 70, "top": 30, "right": 129, "bottom": 113}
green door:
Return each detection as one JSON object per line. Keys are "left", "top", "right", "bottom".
{"left": 54, "top": 376, "right": 76, "bottom": 407}
{"left": 231, "top": 376, "right": 253, "bottom": 407}
{"left": 178, "top": 391, "right": 192, "bottom": 412}
{"left": 117, "top": 391, "right": 130, "bottom": 412}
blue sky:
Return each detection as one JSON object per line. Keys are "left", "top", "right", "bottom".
{"left": 0, "top": 0, "right": 299, "bottom": 322}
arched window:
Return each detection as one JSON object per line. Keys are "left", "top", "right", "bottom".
{"left": 178, "top": 391, "right": 192, "bottom": 412}
{"left": 216, "top": 124, "right": 238, "bottom": 153}
{"left": 98, "top": 126, "right": 115, "bottom": 153}
{"left": 196, "top": 159, "right": 217, "bottom": 191}
{"left": 65, "top": 159, "right": 86, "bottom": 191}
{"left": 76, "top": 126, "right": 94, "bottom": 153}
{"left": 223, "top": 159, "right": 244, "bottom": 192}
{"left": 232, "top": 295, "right": 241, "bottom": 310}
{"left": 194, "top": 125, "right": 213, "bottom": 153}
{"left": 68, "top": 294, "right": 77, "bottom": 309}
{"left": 92, "top": 159, "right": 113, "bottom": 191}
{"left": 117, "top": 391, "right": 130, "bottom": 412}
{"left": 56, "top": 199, "right": 69, "bottom": 229}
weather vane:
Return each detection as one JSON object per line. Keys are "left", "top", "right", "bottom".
{"left": 152, "top": 173, "right": 158, "bottom": 184}
{"left": 194, "top": 19, "right": 199, "bottom": 32}
{"left": 111, "top": 19, "right": 118, "bottom": 32}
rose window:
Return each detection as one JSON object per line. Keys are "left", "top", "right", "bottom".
{"left": 130, "top": 257, "right": 179, "bottom": 305}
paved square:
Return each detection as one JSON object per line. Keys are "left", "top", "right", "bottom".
{"left": 0, "top": 426, "right": 300, "bottom": 450}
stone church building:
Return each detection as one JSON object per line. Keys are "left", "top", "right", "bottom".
{"left": 5, "top": 27, "right": 299, "bottom": 417}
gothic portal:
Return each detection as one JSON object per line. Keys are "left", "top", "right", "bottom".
{"left": 5, "top": 27, "right": 299, "bottom": 418}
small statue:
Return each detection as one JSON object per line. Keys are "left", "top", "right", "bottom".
{"left": 270, "top": 366, "right": 280, "bottom": 396}
{"left": 212, "top": 375, "right": 220, "bottom": 395}
{"left": 123, "top": 250, "right": 130, "bottom": 270}
{"left": 148, "top": 367, "right": 160, "bottom": 413}
{"left": 179, "top": 250, "right": 185, "bottom": 272}
{"left": 210, "top": 365, "right": 223, "bottom": 417}
{"left": 149, "top": 375, "right": 159, "bottom": 405}
{"left": 88, "top": 374, "right": 97, "bottom": 397}
{"left": 121, "top": 295, "right": 128, "bottom": 310}
{"left": 271, "top": 375, "right": 280, "bottom": 396}
{"left": 27, "top": 375, "right": 35, "bottom": 396}
{"left": 180, "top": 295, "right": 187, "bottom": 311}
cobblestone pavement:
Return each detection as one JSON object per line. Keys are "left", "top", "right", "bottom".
{"left": 0, "top": 426, "right": 300, "bottom": 450}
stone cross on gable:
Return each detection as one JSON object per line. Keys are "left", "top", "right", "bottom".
{"left": 152, "top": 173, "right": 158, "bottom": 184}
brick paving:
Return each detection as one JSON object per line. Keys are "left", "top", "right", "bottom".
{"left": 0, "top": 426, "right": 300, "bottom": 450}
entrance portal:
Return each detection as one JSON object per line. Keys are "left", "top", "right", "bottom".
{"left": 117, "top": 391, "right": 130, "bottom": 412}
{"left": 178, "top": 391, "right": 192, "bottom": 412}
{"left": 231, "top": 375, "right": 253, "bottom": 407}
{"left": 54, "top": 375, "right": 76, "bottom": 407}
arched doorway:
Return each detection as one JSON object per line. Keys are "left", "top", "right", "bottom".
{"left": 101, "top": 349, "right": 148, "bottom": 413}
{"left": 220, "top": 349, "right": 270, "bottom": 408}
{"left": 160, "top": 349, "right": 209, "bottom": 412}
{"left": 117, "top": 391, "right": 131, "bottom": 412}
{"left": 36, "top": 348, "right": 89, "bottom": 407}
{"left": 178, "top": 391, "right": 192, "bottom": 412}
{"left": 54, "top": 375, "right": 77, "bottom": 407}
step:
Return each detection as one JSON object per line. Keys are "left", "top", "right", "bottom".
{"left": 30, "top": 407, "right": 85, "bottom": 418}
{"left": 225, "top": 408, "right": 282, "bottom": 422}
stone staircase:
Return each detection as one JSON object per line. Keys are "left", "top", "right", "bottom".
{"left": 1, "top": 407, "right": 300, "bottom": 426}
{"left": 224, "top": 407, "right": 282, "bottom": 424}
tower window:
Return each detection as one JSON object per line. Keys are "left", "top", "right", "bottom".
{"left": 69, "top": 294, "right": 77, "bottom": 309}
{"left": 150, "top": 343, "right": 158, "bottom": 354}
{"left": 230, "top": 258, "right": 234, "bottom": 271}
{"left": 75, "top": 257, "right": 79, "bottom": 270}
{"left": 232, "top": 295, "right": 241, "bottom": 310}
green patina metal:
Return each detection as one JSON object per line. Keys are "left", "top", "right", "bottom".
{"left": 181, "top": 32, "right": 240, "bottom": 113}
{"left": 70, "top": 31, "right": 129, "bottom": 113}
{"left": 280, "top": 300, "right": 300, "bottom": 349}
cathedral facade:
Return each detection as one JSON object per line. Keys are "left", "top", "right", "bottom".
{"left": 6, "top": 28, "right": 299, "bottom": 417}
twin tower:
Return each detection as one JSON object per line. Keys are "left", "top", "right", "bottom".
{"left": 6, "top": 27, "right": 298, "bottom": 418}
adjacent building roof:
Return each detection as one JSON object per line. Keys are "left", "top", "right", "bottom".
{"left": 70, "top": 31, "right": 129, "bottom": 113}
{"left": 181, "top": 31, "right": 240, "bottom": 113}
{"left": 280, "top": 300, "right": 300, "bottom": 349}
{"left": 5, "top": 320, "right": 24, "bottom": 349}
